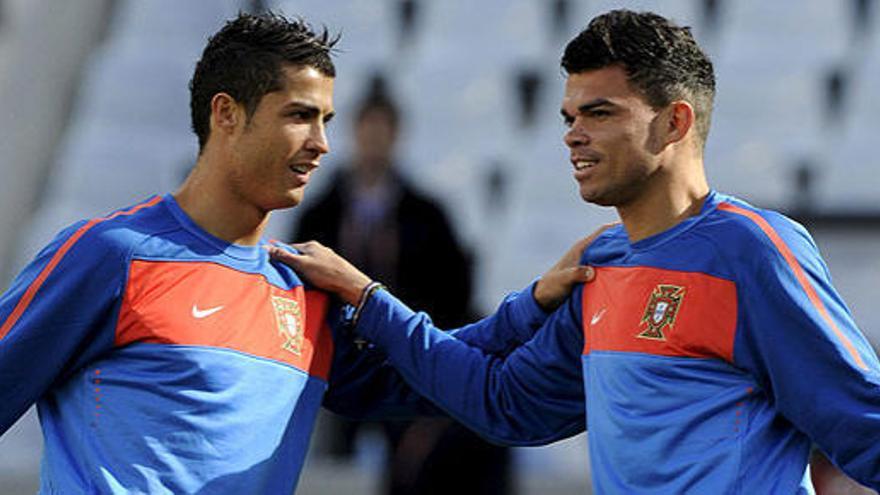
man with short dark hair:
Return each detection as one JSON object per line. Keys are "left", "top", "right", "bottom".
{"left": 0, "top": 12, "right": 590, "bottom": 493}
{"left": 275, "top": 10, "right": 880, "bottom": 492}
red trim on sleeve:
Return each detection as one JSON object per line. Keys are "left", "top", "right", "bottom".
{"left": 0, "top": 196, "right": 163, "bottom": 340}
{"left": 717, "top": 202, "right": 868, "bottom": 370}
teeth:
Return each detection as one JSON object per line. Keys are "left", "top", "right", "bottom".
{"left": 574, "top": 160, "right": 597, "bottom": 171}
{"left": 291, "top": 165, "right": 309, "bottom": 174}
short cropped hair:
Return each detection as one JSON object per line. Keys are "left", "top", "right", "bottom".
{"left": 562, "top": 10, "right": 715, "bottom": 144}
{"left": 189, "top": 12, "right": 339, "bottom": 151}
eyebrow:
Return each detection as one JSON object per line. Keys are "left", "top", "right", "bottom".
{"left": 560, "top": 98, "right": 616, "bottom": 119}
{"left": 280, "top": 101, "right": 335, "bottom": 122}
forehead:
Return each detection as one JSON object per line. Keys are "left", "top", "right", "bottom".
{"left": 562, "top": 65, "right": 646, "bottom": 110}
{"left": 261, "top": 65, "right": 335, "bottom": 111}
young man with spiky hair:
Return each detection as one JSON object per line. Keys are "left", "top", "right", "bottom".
{"left": 276, "top": 10, "right": 880, "bottom": 493}
{"left": 0, "top": 12, "right": 591, "bottom": 494}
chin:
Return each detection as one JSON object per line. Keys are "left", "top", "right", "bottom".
{"left": 580, "top": 186, "right": 605, "bottom": 205}
{"left": 581, "top": 188, "right": 621, "bottom": 207}
{"left": 262, "top": 194, "right": 303, "bottom": 212}
{"left": 282, "top": 197, "right": 303, "bottom": 209}
{"left": 280, "top": 188, "right": 306, "bottom": 208}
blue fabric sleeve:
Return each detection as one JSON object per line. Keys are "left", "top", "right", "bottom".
{"left": 733, "top": 216, "right": 880, "bottom": 489}
{"left": 0, "top": 223, "right": 126, "bottom": 433}
{"left": 323, "top": 282, "right": 552, "bottom": 420}
{"left": 350, "top": 285, "right": 586, "bottom": 446}
{"left": 323, "top": 301, "right": 444, "bottom": 419}
{"left": 448, "top": 280, "right": 549, "bottom": 355}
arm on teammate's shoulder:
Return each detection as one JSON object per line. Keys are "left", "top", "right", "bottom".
{"left": 530, "top": 224, "right": 613, "bottom": 311}
{"left": 269, "top": 227, "right": 603, "bottom": 356}
{"left": 448, "top": 280, "right": 550, "bottom": 356}
{"left": 352, "top": 285, "right": 587, "bottom": 446}
{"left": 0, "top": 223, "right": 126, "bottom": 433}
{"left": 275, "top": 229, "right": 603, "bottom": 437}
{"left": 323, "top": 279, "right": 567, "bottom": 419}
{"left": 438, "top": 227, "right": 607, "bottom": 356}
{"left": 734, "top": 217, "right": 880, "bottom": 490}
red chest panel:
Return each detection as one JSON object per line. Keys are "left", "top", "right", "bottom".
{"left": 581, "top": 266, "right": 737, "bottom": 361}
{"left": 116, "top": 260, "right": 334, "bottom": 380}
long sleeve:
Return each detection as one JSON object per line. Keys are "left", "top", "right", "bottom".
{"left": 323, "top": 282, "right": 553, "bottom": 420}
{"left": 732, "top": 214, "right": 880, "bottom": 489}
{"left": 0, "top": 222, "right": 126, "bottom": 433}
{"left": 348, "top": 285, "right": 587, "bottom": 446}
{"left": 448, "top": 280, "right": 549, "bottom": 356}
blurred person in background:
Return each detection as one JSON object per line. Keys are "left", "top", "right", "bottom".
{"left": 0, "top": 11, "right": 594, "bottom": 494}
{"left": 273, "top": 9, "right": 880, "bottom": 494}
{"left": 293, "top": 74, "right": 513, "bottom": 494}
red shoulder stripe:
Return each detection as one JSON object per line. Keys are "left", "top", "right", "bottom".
{"left": 718, "top": 202, "right": 868, "bottom": 370}
{"left": 0, "top": 196, "right": 163, "bottom": 340}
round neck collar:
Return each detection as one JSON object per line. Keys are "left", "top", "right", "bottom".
{"left": 627, "top": 190, "right": 720, "bottom": 251}
{"left": 162, "top": 194, "right": 266, "bottom": 261}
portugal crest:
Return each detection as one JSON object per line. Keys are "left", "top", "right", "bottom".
{"left": 638, "top": 285, "right": 685, "bottom": 341}
{"left": 271, "top": 296, "right": 304, "bottom": 355}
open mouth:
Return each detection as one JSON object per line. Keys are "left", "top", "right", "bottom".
{"left": 574, "top": 159, "right": 598, "bottom": 171}
{"left": 290, "top": 164, "right": 312, "bottom": 174}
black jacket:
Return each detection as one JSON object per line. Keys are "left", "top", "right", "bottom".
{"left": 292, "top": 169, "right": 475, "bottom": 328}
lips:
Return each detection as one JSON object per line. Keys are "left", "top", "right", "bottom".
{"left": 287, "top": 162, "right": 318, "bottom": 188}
{"left": 288, "top": 159, "right": 320, "bottom": 176}
{"left": 573, "top": 159, "right": 598, "bottom": 171}
{"left": 571, "top": 152, "right": 601, "bottom": 172}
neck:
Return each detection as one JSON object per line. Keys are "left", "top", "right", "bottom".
{"left": 173, "top": 155, "right": 269, "bottom": 246}
{"left": 617, "top": 159, "right": 710, "bottom": 244}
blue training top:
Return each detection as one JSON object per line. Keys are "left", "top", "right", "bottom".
{"left": 0, "top": 194, "right": 548, "bottom": 494}
{"left": 355, "top": 190, "right": 880, "bottom": 493}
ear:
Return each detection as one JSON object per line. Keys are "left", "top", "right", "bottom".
{"left": 210, "top": 93, "right": 244, "bottom": 136}
{"left": 662, "top": 100, "right": 695, "bottom": 146}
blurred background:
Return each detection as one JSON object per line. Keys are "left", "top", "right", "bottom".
{"left": 0, "top": 0, "right": 878, "bottom": 493}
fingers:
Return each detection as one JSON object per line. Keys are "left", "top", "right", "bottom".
{"left": 583, "top": 266, "right": 595, "bottom": 282}
{"left": 566, "top": 265, "right": 595, "bottom": 283}
{"left": 289, "top": 240, "right": 322, "bottom": 254}
{"left": 268, "top": 239, "right": 329, "bottom": 258}
{"left": 266, "top": 245, "right": 302, "bottom": 266}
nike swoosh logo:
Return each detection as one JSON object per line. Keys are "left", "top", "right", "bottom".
{"left": 591, "top": 308, "right": 606, "bottom": 326}
{"left": 192, "top": 304, "right": 224, "bottom": 319}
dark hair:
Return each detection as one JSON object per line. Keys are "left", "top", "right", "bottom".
{"left": 355, "top": 72, "right": 400, "bottom": 129}
{"left": 189, "top": 12, "right": 339, "bottom": 151}
{"left": 562, "top": 10, "right": 715, "bottom": 144}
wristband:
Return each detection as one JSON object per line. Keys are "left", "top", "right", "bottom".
{"left": 351, "top": 281, "right": 385, "bottom": 327}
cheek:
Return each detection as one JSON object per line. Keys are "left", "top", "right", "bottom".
{"left": 281, "top": 127, "right": 308, "bottom": 152}
{"left": 643, "top": 121, "right": 668, "bottom": 153}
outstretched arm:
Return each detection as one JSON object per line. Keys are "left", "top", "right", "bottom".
{"left": 269, "top": 226, "right": 609, "bottom": 355}
{"left": 348, "top": 286, "right": 588, "bottom": 446}
{"left": 269, "top": 229, "right": 611, "bottom": 444}
{"left": 270, "top": 229, "right": 608, "bottom": 310}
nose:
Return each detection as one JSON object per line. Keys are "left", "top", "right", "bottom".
{"left": 307, "top": 122, "right": 330, "bottom": 155}
{"left": 564, "top": 119, "right": 589, "bottom": 149}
